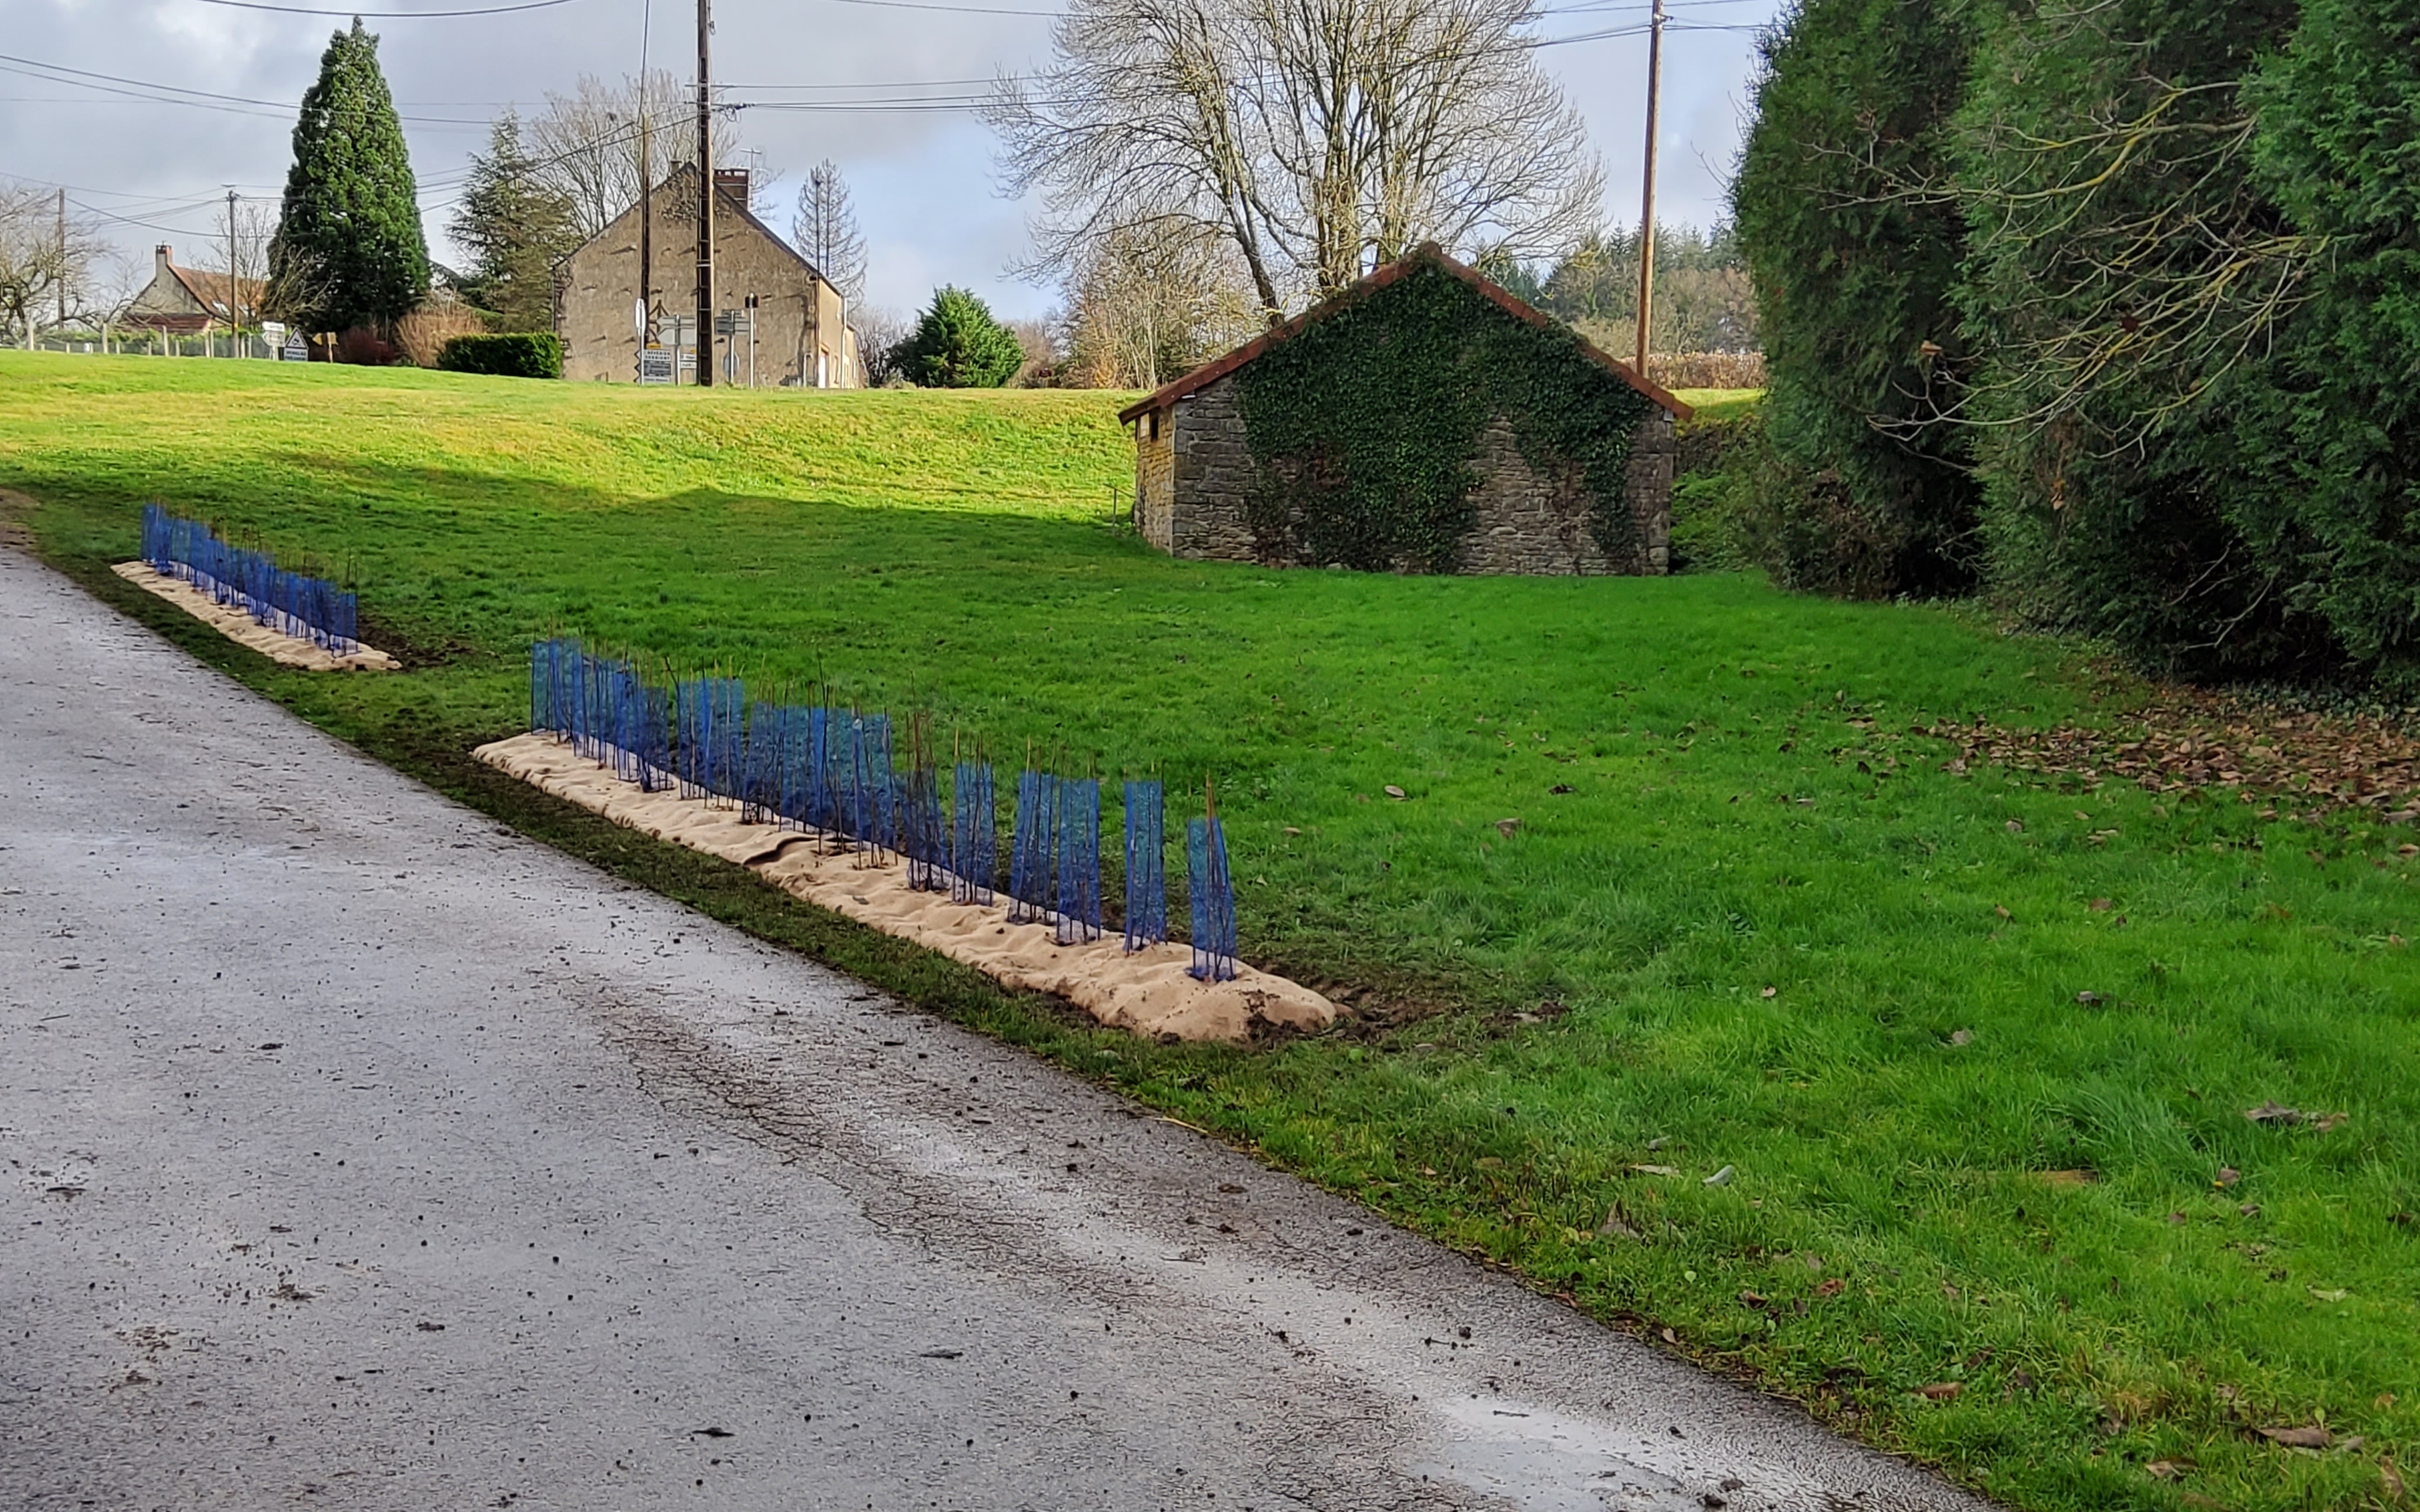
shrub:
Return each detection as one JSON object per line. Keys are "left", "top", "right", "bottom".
{"left": 333, "top": 325, "right": 397, "bottom": 366}
{"left": 394, "top": 299, "right": 488, "bottom": 367}
{"left": 2241, "top": 0, "right": 2420, "bottom": 694}
{"left": 1729, "top": 0, "right": 1983, "bottom": 598}
{"left": 896, "top": 287, "right": 1024, "bottom": 388}
{"left": 437, "top": 332, "right": 564, "bottom": 379}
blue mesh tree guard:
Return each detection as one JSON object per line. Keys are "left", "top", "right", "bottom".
{"left": 845, "top": 713, "right": 896, "bottom": 861}
{"left": 1187, "top": 815, "right": 1238, "bottom": 982}
{"left": 903, "top": 762, "right": 946, "bottom": 890}
{"left": 141, "top": 504, "right": 359, "bottom": 652}
{"left": 1007, "top": 768, "right": 1057, "bottom": 924}
{"left": 1123, "top": 779, "right": 1166, "bottom": 951}
{"left": 1055, "top": 777, "right": 1102, "bottom": 944}
{"left": 952, "top": 761, "right": 996, "bottom": 905}
{"left": 530, "top": 637, "right": 569, "bottom": 736}
{"left": 675, "top": 677, "right": 746, "bottom": 805}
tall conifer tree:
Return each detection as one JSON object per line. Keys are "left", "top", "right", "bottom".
{"left": 450, "top": 113, "right": 579, "bottom": 332}
{"left": 270, "top": 19, "right": 430, "bottom": 336}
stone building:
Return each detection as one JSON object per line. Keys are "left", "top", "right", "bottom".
{"left": 1121, "top": 247, "right": 1690, "bottom": 575}
{"left": 555, "top": 166, "right": 861, "bottom": 387}
{"left": 122, "top": 245, "right": 263, "bottom": 338}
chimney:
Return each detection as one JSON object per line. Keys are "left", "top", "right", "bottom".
{"left": 713, "top": 168, "right": 750, "bottom": 205}
{"left": 155, "top": 244, "right": 174, "bottom": 277}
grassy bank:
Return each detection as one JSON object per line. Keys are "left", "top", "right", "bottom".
{"left": 4, "top": 352, "right": 2414, "bottom": 1511}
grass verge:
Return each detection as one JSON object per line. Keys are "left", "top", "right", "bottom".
{"left": 5, "top": 352, "right": 2416, "bottom": 1511}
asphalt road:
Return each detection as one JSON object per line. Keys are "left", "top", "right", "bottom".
{"left": 0, "top": 545, "right": 1995, "bottom": 1511}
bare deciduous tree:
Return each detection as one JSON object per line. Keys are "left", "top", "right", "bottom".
{"left": 1060, "top": 218, "right": 1259, "bottom": 387}
{"left": 851, "top": 305, "right": 914, "bottom": 386}
{"left": 0, "top": 185, "right": 106, "bottom": 347}
{"left": 987, "top": 0, "right": 1602, "bottom": 315}
{"left": 525, "top": 71, "right": 752, "bottom": 239}
{"left": 792, "top": 160, "right": 868, "bottom": 305}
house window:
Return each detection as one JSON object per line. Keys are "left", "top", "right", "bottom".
{"left": 1148, "top": 409, "right": 1161, "bottom": 441}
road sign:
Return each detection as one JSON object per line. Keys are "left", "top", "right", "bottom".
{"left": 280, "top": 335, "right": 308, "bottom": 362}
{"left": 638, "top": 346, "right": 674, "bottom": 386}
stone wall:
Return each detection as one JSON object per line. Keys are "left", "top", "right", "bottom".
{"left": 1144, "top": 372, "right": 1674, "bottom": 575}
{"left": 1165, "top": 377, "right": 1259, "bottom": 563}
{"left": 1134, "top": 407, "right": 1175, "bottom": 549}
{"left": 559, "top": 175, "right": 857, "bottom": 388}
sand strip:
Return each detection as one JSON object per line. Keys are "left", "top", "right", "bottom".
{"left": 474, "top": 731, "right": 1336, "bottom": 1043}
{"left": 112, "top": 561, "right": 398, "bottom": 672}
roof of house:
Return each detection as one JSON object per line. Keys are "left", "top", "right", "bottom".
{"left": 568, "top": 163, "right": 837, "bottom": 291}
{"left": 164, "top": 263, "right": 264, "bottom": 319}
{"left": 1116, "top": 244, "right": 1691, "bottom": 426}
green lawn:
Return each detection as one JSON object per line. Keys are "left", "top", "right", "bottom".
{"left": 5, "top": 351, "right": 2414, "bottom": 1512}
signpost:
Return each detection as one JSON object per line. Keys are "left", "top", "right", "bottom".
{"left": 638, "top": 346, "right": 674, "bottom": 386}
{"left": 280, "top": 333, "right": 308, "bottom": 363}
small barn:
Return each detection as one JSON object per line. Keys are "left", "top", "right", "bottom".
{"left": 1120, "top": 246, "right": 1690, "bottom": 575}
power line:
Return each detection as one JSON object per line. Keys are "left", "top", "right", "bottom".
{"left": 0, "top": 50, "right": 489, "bottom": 124}
{"left": 193, "top": 0, "right": 582, "bottom": 12}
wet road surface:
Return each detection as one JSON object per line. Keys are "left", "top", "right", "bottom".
{"left": 0, "top": 546, "right": 1996, "bottom": 1511}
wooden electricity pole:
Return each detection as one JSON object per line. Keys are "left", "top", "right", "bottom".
{"left": 56, "top": 188, "right": 68, "bottom": 329}
{"left": 692, "top": 0, "right": 714, "bottom": 386}
{"left": 226, "top": 189, "right": 240, "bottom": 347}
{"left": 637, "top": 103, "right": 653, "bottom": 347}
{"left": 1634, "top": 0, "right": 1666, "bottom": 379}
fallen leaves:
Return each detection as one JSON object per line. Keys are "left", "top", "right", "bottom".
{"left": 2214, "top": 1166, "right": 2241, "bottom": 1188}
{"left": 1916, "top": 1381, "right": 1964, "bottom": 1401}
{"left": 1383, "top": 784, "right": 1407, "bottom": 800}
{"left": 1495, "top": 818, "right": 1520, "bottom": 837}
{"left": 1922, "top": 693, "right": 2420, "bottom": 820}
{"left": 2244, "top": 1102, "right": 2349, "bottom": 1131}
{"left": 2256, "top": 1424, "right": 2333, "bottom": 1450}
{"left": 1628, "top": 1163, "right": 1682, "bottom": 1177}
{"left": 1596, "top": 1203, "right": 1643, "bottom": 1240}
{"left": 1702, "top": 1165, "right": 1735, "bottom": 1187}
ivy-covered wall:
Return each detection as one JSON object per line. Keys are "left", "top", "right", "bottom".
{"left": 1210, "top": 258, "right": 1668, "bottom": 574}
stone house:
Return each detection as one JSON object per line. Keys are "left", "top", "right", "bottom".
{"left": 1120, "top": 246, "right": 1691, "bottom": 575}
{"left": 556, "top": 166, "right": 861, "bottom": 387}
{"left": 122, "top": 245, "right": 264, "bottom": 336}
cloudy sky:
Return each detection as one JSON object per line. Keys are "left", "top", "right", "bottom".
{"left": 3, "top": 0, "right": 1780, "bottom": 322}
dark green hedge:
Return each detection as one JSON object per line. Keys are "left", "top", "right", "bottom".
{"left": 437, "top": 332, "right": 564, "bottom": 379}
{"left": 1235, "top": 260, "right": 1655, "bottom": 573}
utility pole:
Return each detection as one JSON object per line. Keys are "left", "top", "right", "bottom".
{"left": 226, "top": 189, "right": 241, "bottom": 354}
{"left": 56, "top": 188, "right": 67, "bottom": 331}
{"left": 637, "top": 104, "right": 654, "bottom": 349}
{"left": 1634, "top": 0, "right": 1665, "bottom": 379}
{"left": 692, "top": 0, "right": 713, "bottom": 387}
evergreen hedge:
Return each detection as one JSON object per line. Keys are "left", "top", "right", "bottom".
{"left": 437, "top": 333, "right": 564, "bottom": 379}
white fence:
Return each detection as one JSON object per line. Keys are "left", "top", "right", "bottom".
{"left": 15, "top": 332, "right": 287, "bottom": 360}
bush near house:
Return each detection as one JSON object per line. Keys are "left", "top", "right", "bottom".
{"left": 436, "top": 332, "right": 564, "bottom": 379}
